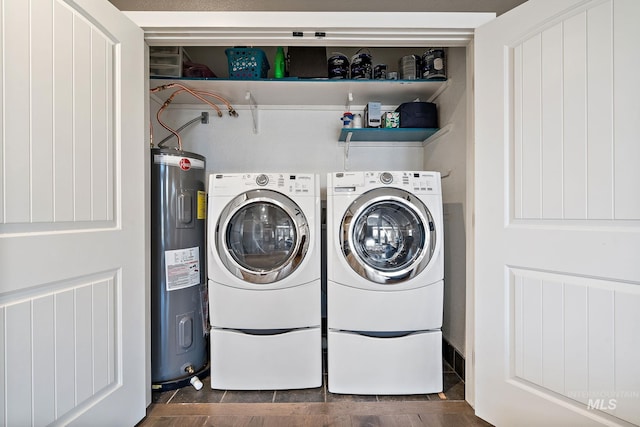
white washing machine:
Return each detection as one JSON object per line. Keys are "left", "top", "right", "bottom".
{"left": 326, "top": 171, "right": 444, "bottom": 395}
{"left": 207, "top": 172, "right": 321, "bottom": 390}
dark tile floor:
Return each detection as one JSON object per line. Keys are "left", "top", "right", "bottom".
{"left": 152, "top": 358, "right": 465, "bottom": 404}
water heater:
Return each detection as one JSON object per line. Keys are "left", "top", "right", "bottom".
{"left": 150, "top": 148, "right": 208, "bottom": 389}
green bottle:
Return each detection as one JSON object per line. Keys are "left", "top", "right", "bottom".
{"left": 274, "top": 46, "right": 285, "bottom": 79}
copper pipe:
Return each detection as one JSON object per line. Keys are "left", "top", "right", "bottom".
{"left": 150, "top": 83, "right": 240, "bottom": 150}
{"left": 156, "top": 99, "right": 182, "bottom": 150}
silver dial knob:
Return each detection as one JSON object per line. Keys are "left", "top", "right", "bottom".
{"left": 256, "top": 174, "right": 269, "bottom": 186}
{"left": 380, "top": 172, "right": 393, "bottom": 184}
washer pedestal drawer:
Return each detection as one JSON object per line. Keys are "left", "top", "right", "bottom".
{"left": 327, "top": 329, "right": 442, "bottom": 395}
{"left": 210, "top": 327, "right": 321, "bottom": 390}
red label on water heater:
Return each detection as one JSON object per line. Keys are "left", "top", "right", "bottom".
{"left": 179, "top": 158, "right": 191, "bottom": 171}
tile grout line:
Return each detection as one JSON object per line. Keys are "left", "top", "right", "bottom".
{"left": 165, "top": 389, "right": 179, "bottom": 404}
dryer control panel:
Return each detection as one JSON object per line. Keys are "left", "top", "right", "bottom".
{"left": 211, "top": 172, "right": 315, "bottom": 195}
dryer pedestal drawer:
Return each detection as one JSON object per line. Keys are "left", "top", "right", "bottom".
{"left": 327, "top": 329, "right": 442, "bottom": 395}
{"left": 210, "top": 327, "right": 321, "bottom": 390}
{"left": 327, "top": 280, "right": 443, "bottom": 331}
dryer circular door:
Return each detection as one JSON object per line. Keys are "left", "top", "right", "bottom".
{"left": 216, "top": 189, "right": 310, "bottom": 284}
{"left": 340, "top": 187, "right": 436, "bottom": 284}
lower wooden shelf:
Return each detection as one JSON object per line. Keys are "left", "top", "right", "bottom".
{"left": 338, "top": 127, "right": 442, "bottom": 147}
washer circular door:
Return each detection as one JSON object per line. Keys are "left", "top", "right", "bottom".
{"left": 341, "top": 188, "right": 436, "bottom": 284}
{"left": 216, "top": 189, "right": 310, "bottom": 284}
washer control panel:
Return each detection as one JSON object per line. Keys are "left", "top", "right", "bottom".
{"left": 332, "top": 171, "right": 441, "bottom": 194}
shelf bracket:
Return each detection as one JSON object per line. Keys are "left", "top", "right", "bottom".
{"left": 423, "top": 123, "right": 453, "bottom": 146}
{"left": 344, "top": 131, "right": 353, "bottom": 170}
{"left": 427, "top": 79, "right": 452, "bottom": 103}
{"left": 345, "top": 92, "right": 353, "bottom": 111}
{"left": 245, "top": 91, "right": 259, "bottom": 134}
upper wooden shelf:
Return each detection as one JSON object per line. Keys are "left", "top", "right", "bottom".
{"left": 149, "top": 77, "right": 448, "bottom": 107}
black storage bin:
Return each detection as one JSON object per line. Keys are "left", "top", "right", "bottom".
{"left": 289, "top": 47, "right": 328, "bottom": 78}
{"left": 395, "top": 102, "right": 438, "bottom": 128}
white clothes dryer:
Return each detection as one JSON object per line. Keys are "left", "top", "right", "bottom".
{"left": 326, "top": 171, "right": 444, "bottom": 395}
{"left": 208, "top": 172, "right": 321, "bottom": 390}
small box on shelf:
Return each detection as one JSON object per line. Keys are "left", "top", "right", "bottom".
{"left": 149, "top": 46, "right": 184, "bottom": 78}
{"left": 382, "top": 112, "right": 400, "bottom": 128}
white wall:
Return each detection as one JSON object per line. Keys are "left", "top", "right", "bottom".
{"left": 150, "top": 46, "right": 468, "bottom": 355}
{"left": 153, "top": 105, "right": 425, "bottom": 192}
{"left": 423, "top": 47, "right": 468, "bottom": 354}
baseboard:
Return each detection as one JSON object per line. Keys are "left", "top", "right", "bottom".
{"left": 442, "top": 338, "right": 465, "bottom": 381}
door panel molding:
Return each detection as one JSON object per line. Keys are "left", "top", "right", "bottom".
{"left": 2, "top": 0, "right": 118, "bottom": 229}
{"left": 1, "top": 271, "right": 119, "bottom": 426}
{"left": 508, "top": 266, "right": 640, "bottom": 424}
{"left": 507, "top": 0, "right": 639, "bottom": 222}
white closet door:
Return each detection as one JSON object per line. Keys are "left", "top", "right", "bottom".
{"left": 475, "top": 0, "right": 640, "bottom": 426}
{"left": 0, "top": 0, "right": 146, "bottom": 425}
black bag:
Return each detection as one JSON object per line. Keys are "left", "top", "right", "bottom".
{"left": 395, "top": 102, "right": 438, "bottom": 128}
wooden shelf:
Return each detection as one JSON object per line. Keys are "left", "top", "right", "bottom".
{"left": 339, "top": 127, "right": 439, "bottom": 142}
{"left": 149, "top": 77, "right": 447, "bottom": 107}
{"left": 338, "top": 124, "right": 451, "bottom": 148}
